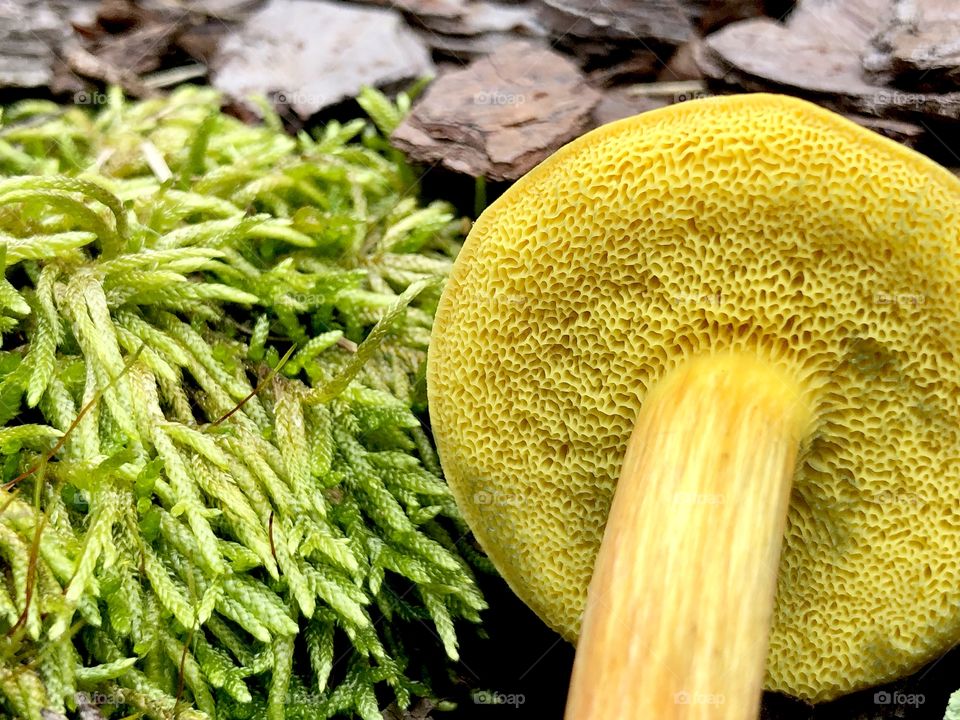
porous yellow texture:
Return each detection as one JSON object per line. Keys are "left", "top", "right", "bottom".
{"left": 427, "top": 94, "right": 960, "bottom": 702}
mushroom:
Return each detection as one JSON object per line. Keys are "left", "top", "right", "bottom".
{"left": 427, "top": 93, "right": 960, "bottom": 718}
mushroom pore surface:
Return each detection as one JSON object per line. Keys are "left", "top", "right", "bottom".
{"left": 427, "top": 94, "right": 960, "bottom": 702}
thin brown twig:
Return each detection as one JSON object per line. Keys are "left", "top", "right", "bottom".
{"left": 173, "top": 625, "right": 194, "bottom": 720}
{"left": 207, "top": 344, "right": 296, "bottom": 430}
{"left": 268, "top": 510, "right": 278, "bottom": 568}
{"left": 4, "top": 344, "right": 145, "bottom": 640}
{"left": 7, "top": 465, "right": 47, "bottom": 638}
{"left": 2, "top": 343, "right": 146, "bottom": 492}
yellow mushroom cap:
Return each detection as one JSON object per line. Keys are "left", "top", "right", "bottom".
{"left": 427, "top": 93, "right": 960, "bottom": 702}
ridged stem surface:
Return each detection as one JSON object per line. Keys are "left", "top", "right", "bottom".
{"left": 565, "top": 353, "right": 812, "bottom": 720}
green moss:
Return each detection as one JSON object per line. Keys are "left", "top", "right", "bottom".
{"left": 0, "top": 85, "right": 483, "bottom": 719}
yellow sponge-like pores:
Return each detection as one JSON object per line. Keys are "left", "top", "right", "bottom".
{"left": 428, "top": 94, "right": 960, "bottom": 702}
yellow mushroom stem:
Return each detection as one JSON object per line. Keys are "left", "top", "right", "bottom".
{"left": 565, "top": 353, "right": 813, "bottom": 720}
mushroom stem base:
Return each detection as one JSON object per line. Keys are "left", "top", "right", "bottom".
{"left": 565, "top": 353, "right": 812, "bottom": 720}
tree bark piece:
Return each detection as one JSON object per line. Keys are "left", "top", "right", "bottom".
{"left": 843, "top": 113, "right": 925, "bottom": 145}
{"left": 212, "top": 0, "right": 434, "bottom": 119}
{"left": 391, "top": 41, "right": 600, "bottom": 181}
{"left": 63, "top": 0, "right": 198, "bottom": 98}
{"left": 139, "top": 0, "right": 264, "bottom": 19}
{"left": 0, "top": 0, "right": 96, "bottom": 90}
{"left": 536, "top": 0, "right": 694, "bottom": 46}
{"left": 864, "top": 0, "right": 960, "bottom": 92}
{"left": 702, "top": 0, "right": 887, "bottom": 96}
{"left": 350, "top": 0, "right": 546, "bottom": 63}
{"left": 697, "top": 0, "right": 960, "bottom": 123}
{"left": 590, "top": 87, "right": 670, "bottom": 125}
{"left": 417, "top": 1, "right": 542, "bottom": 37}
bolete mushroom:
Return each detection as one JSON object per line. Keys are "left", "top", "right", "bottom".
{"left": 427, "top": 94, "right": 960, "bottom": 718}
